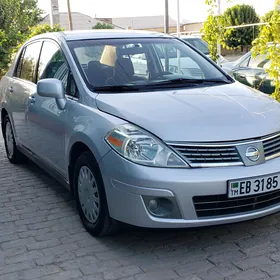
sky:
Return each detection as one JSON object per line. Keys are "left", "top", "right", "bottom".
{"left": 38, "top": 0, "right": 275, "bottom": 22}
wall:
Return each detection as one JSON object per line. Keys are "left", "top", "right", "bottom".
{"left": 140, "top": 26, "right": 183, "bottom": 33}
{"left": 182, "top": 22, "right": 204, "bottom": 33}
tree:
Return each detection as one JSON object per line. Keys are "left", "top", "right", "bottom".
{"left": 202, "top": 15, "right": 222, "bottom": 62}
{"left": 223, "top": 4, "right": 260, "bottom": 50}
{"left": 262, "top": 10, "right": 275, "bottom": 22}
{"left": 0, "top": 0, "right": 43, "bottom": 76}
{"left": 92, "top": 22, "right": 114, "bottom": 29}
{"left": 0, "top": 0, "right": 43, "bottom": 33}
{"left": 10, "top": 24, "right": 64, "bottom": 60}
{"left": 252, "top": 10, "right": 280, "bottom": 100}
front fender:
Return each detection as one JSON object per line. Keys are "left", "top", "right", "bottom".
{"left": 67, "top": 131, "right": 110, "bottom": 165}
{"left": 65, "top": 103, "right": 128, "bottom": 169}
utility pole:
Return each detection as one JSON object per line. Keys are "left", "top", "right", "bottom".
{"left": 49, "top": 0, "right": 60, "bottom": 27}
{"left": 217, "top": 0, "right": 221, "bottom": 65}
{"left": 67, "top": 0, "right": 73, "bottom": 31}
{"left": 164, "top": 0, "right": 169, "bottom": 34}
{"left": 176, "top": 0, "right": 180, "bottom": 36}
{"left": 164, "top": 0, "right": 169, "bottom": 72}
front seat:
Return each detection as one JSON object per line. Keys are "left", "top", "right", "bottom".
{"left": 86, "top": 61, "right": 106, "bottom": 87}
{"left": 113, "top": 57, "right": 137, "bottom": 84}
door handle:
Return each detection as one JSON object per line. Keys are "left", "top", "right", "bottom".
{"left": 9, "top": 87, "right": 13, "bottom": 93}
{"left": 239, "top": 74, "right": 246, "bottom": 79}
{"left": 29, "top": 95, "right": 36, "bottom": 104}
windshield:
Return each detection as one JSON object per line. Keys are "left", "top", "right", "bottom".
{"left": 182, "top": 38, "right": 210, "bottom": 55}
{"left": 68, "top": 38, "right": 229, "bottom": 92}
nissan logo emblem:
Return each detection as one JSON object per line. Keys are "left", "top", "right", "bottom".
{"left": 245, "top": 146, "right": 260, "bottom": 162}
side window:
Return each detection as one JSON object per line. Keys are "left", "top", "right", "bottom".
{"left": 154, "top": 44, "right": 204, "bottom": 78}
{"left": 19, "top": 42, "right": 42, "bottom": 82}
{"left": 240, "top": 56, "right": 250, "bottom": 68}
{"left": 15, "top": 49, "right": 26, "bottom": 78}
{"left": 68, "top": 74, "right": 79, "bottom": 98}
{"left": 248, "top": 54, "right": 267, "bottom": 68}
{"left": 130, "top": 53, "right": 148, "bottom": 77}
{"left": 38, "top": 40, "right": 78, "bottom": 98}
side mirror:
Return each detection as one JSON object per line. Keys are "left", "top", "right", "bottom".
{"left": 37, "top": 78, "right": 66, "bottom": 110}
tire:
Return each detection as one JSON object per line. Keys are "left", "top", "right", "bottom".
{"left": 73, "top": 151, "right": 120, "bottom": 236}
{"left": 2, "top": 116, "right": 28, "bottom": 164}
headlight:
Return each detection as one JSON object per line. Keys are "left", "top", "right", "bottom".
{"left": 105, "top": 124, "right": 188, "bottom": 168}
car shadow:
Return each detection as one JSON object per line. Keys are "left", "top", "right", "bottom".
{"left": 6, "top": 157, "right": 280, "bottom": 266}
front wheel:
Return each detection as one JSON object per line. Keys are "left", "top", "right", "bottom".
{"left": 2, "top": 116, "right": 27, "bottom": 164}
{"left": 73, "top": 151, "right": 120, "bottom": 236}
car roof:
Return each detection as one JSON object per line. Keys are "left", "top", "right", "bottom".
{"left": 30, "top": 29, "right": 173, "bottom": 42}
{"left": 180, "top": 35, "right": 202, "bottom": 39}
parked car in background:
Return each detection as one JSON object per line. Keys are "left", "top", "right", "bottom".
{"left": 180, "top": 35, "right": 228, "bottom": 65}
{"left": 2, "top": 30, "right": 280, "bottom": 237}
{"left": 132, "top": 36, "right": 227, "bottom": 77}
{"left": 221, "top": 51, "right": 274, "bottom": 94}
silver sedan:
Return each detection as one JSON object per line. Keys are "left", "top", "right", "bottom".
{"left": 1, "top": 30, "right": 280, "bottom": 236}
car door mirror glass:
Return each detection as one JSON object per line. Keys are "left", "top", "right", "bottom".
{"left": 37, "top": 78, "right": 66, "bottom": 110}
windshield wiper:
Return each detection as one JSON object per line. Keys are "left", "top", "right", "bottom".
{"left": 94, "top": 78, "right": 231, "bottom": 92}
{"left": 146, "top": 78, "right": 231, "bottom": 88}
{"left": 94, "top": 85, "right": 142, "bottom": 93}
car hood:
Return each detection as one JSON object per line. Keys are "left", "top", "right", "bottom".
{"left": 96, "top": 83, "right": 280, "bottom": 142}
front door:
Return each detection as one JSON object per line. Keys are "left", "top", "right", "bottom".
{"left": 28, "top": 40, "right": 79, "bottom": 178}
{"left": 233, "top": 54, "right": 274, "bottom": 94}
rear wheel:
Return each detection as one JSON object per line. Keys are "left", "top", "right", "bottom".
{"left": 3, "top": 116, "right": 27, "bottom": 164}
{"left": 73, "top": 151, "right": 120, "bottom": 236}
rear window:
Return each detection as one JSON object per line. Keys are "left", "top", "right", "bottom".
{"left": 183, "top": 38, "right": 209, "bottom": 55}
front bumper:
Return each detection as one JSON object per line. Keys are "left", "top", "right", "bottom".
{"left": 99, "top": 150, "right": 280, "bottom": 228}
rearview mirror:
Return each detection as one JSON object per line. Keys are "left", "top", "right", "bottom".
{"left": 37, "top": 78, "right": 66, "bottom": 110}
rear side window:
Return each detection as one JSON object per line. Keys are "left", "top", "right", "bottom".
{"left": 19, "top": 41, "right": 42, "bottom": 82}
{"left": 15, "top": 50, "right": 26, "bottom": 78}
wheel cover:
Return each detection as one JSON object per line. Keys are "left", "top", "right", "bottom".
{"left": 5, "top": 122, "right": 14, "bottom": 157}
{"left": 78, "top": 166, "right": 100, "bottom": 223}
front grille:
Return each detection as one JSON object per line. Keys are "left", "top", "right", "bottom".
{"left": 170, "top": 145, "right": 242, "bottom": 167}
{"left": 193, "top": 189, "right": 280, "bottom": 218}
{"left": 263, "top": 133, "right": 280, "bottom": 160}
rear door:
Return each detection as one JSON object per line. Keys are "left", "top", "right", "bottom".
{"left": 9, "top": 41, "right": 42, "bottom": 149}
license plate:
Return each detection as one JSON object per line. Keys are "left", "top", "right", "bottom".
{"left": 228, "top": 173, "right": 280, "bottom": 198}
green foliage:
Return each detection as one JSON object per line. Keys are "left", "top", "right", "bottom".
{"left": 252, "top": 11, "right": 280, "bottom": 100}
{"left": 10, "top": 24, "right": 64, "bottom": 60}
{"left": 92, "top": 22, "right": 114, "bottom": 29}
{"left": 223, "top": 4, "right": 260, "bottom": 49}
{"left": 202, "top": 0, "right": 228, "bottom": 62}
{"left": 262, "top": 10, "right": 274, "bottom": 22}
{"left": 0, "top": 0, "right": 43, "bottom": 33}
{"left": 0, "top": 0, "right": 44, "bottom": 76}
{"left": 28, "top": 24, "right": 64, "bottom": 38}
{"left": 201, "top": 14, "right": 221, "bottom": 62}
